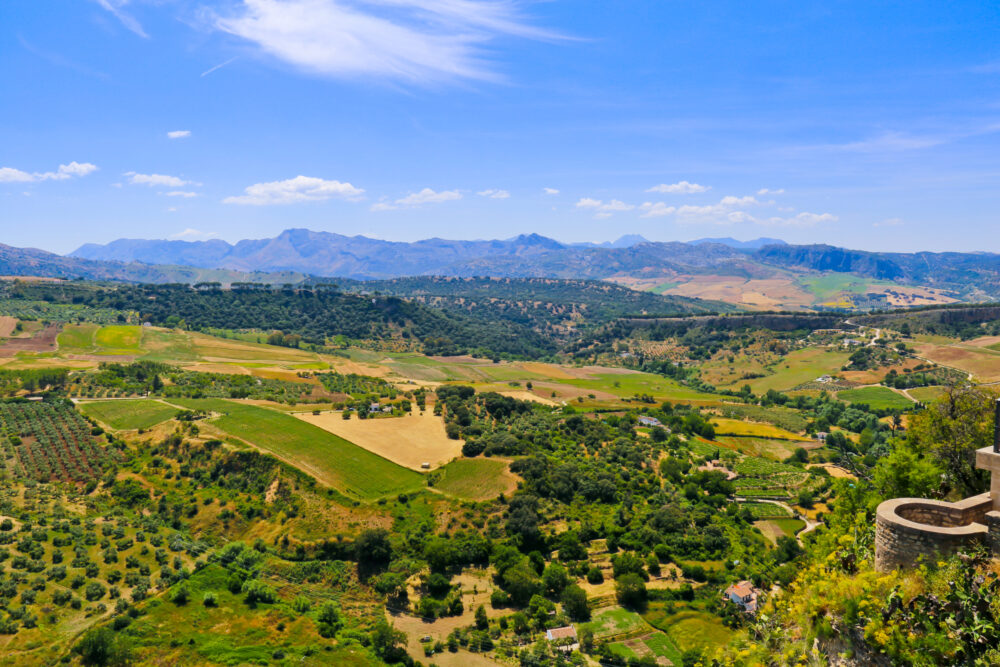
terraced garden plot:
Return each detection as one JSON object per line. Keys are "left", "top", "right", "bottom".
{"left": 737, "top": 501, "right": 794, "bottom": 519}
{"left": 735, "top": 456, "right": 805, "bottom": 477}
{"left": 168, "top": 398, "right": 424, "bottom": 500}
{"left": 716, "top": 403, "right": 809, "bottom": 432}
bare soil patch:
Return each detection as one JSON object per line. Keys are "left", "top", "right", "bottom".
{"left": 0, "top": 323, "right": 60, "bottom": 357}
{"left": 296, "top": 410, "right": 463, "bottom": 470}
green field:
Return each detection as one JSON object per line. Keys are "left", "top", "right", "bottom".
{"left": 772, "top": 517, "right": 807, "bottom": 536}
{"left": 169, "top": 398, "right": 424, "bottom": 500}
{"left": 79, "top": 399, "right": 179, "bottom": 430}
{"left": 742, "top": 348, "right": 852, "bottom": 393}
{"left": 837, "top": 386, "right": 913, "bottom": 410}
{"left": 56, "top": 323, "right": 98, "bottom": 352}
{"left": 557, "top": 371, "right": 727, "bottom": 404}
{"left": 737, "top": 501, "right": 794, "bottom": 518}
{"left": 797, "top": 273, "right": 871, "bottom": 302}
{"left": 434, "top": 458, "right": 512, "bottom": 500}
{"left": 94, "top": 325, "right": 143, "bottom": 355}
{"left": 581, "top": 606, "right": 648, "bottom": 639}
{"left": 659, "top": 610, "right": 734, "bottom": 652}
{"left": 907, "top": 386, "right": 947, "bottom": 404}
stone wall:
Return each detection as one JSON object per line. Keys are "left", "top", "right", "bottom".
{"left": 874, "top": 493, "right": 993, "bottom": 572}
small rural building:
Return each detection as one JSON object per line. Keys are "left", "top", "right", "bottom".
{"left": 816, "top": 375, "right": 832, "bottom": 383}
{"left": 369, "top": 403, "right": 381, "bottom": 413}
{"left": 815, "top": 431, "right": 828, "bottom": 442}
{"left": 637, "top": 416, "right": 662, "bottom": 427}
{"left": 724, "top": 580, "right": 760, "bottom": 613}
{"left": 545, "top": 626, "right": 578, "bottom": 652}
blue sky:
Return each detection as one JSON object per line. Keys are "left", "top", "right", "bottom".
{"left": 2, "top": 1, "right": 999, "bottom": 254}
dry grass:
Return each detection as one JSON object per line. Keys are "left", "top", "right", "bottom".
{"left": 912, "top": 341, "right": 1000, "bottom": 382}
{"left": 296, "top": 410, "right": 463, "bottom": 470}
{"left": 0, "top": 317, "right": 16, "bottom": 338}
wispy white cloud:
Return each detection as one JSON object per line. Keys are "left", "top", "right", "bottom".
{"left": 126, "top": 172, "right": 198, "bottom": 188}
{"left": 575, "top": 198, "right": 635, "bottom": 217}
{"left": 543, "top": 187, "right": 559, "bottom": 195}
{"left": 477, "top": 188, "right": 510, "bottom": 199}
{"left": 757, "top": 188, "right": 784, "bottom": 195}
{"left": 761, "top": 212, "right": 838, "bottom": 227}
{"left": 93, "top": 0, "right": 148, "bottom": 38}
{"left": 0, "top": 162, "right": 98, "bottom": 183}
{"left": 165, "top": 191, "right": 198, "bottom": 198}
{"left": 213, "top": 0, "right": 562, "bottom": 84}
{"left": 167, "top": 130, "right": 191, "bottom": 139}
{"left": 170, "top": 228, "right": 219, "bottom": 240}
{"left": 646, "top": 181, "right": 710, "bottom": 194}
{"left": 638, "top": 202, "right": 676, "bottom": 218}
{"left": 373, "top": 187, "right": 462, "bottom": 210}
{"left": 224, "top": 175, "right": 364, "bottom": 205}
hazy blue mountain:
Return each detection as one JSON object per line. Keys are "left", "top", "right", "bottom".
{"left": 64, "top": 228, "right": 1000, "bottom": 297}
{"left": 572, "top": 234, "right": 651, "bottom": 249}
{"left": 688, "top": 237, "right": 787, "bottom": 250}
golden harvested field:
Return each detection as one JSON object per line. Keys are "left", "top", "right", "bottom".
{"left": 807, "top": 463, "right": 856, "bottom": 479}
{"left": 710, "top": 418, "right": 803, "bottom": 439}
{"left": 189, "top": 332, "right": 319, "bottom": 363}
{"left": 497, "top": 390, "right": 558, "bottom": 406}
{"left": 295, "top": 410, "right": 463, "bottom": 470}
{"left": 911, "top": 341, "right": 1000, "bottom": 382}
{"left": 658, "top": 275, "right": 814, "bottom": 309}
{"left": 0, "top": 317, "right": 16, "bottom": 337}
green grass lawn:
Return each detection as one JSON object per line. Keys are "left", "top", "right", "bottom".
{"left": 771, "top": 518, "right": 807, "bottom": 537}
{"left": 94, "top": 325, "right": 143, "bottom": 355}
{"left": 434, "top": 458, "right": 512, "bottom": 500}
{"left": 79, "top": 399, "right": 179, "bottom": 430}
{"left": 581, "top": 606, "right": 648, "bottom": 639}
{"left": 643, "top": 631, "right": 684, "bottom": 663}
{"left": 660, "top": 610, "right": 734, "bottom": 652}
{"left": 168, "top": 398, "right": 424, "bottom": 500}
{"left": 837, "top": 386, "right": 914, "bottom": 410}
{"left": 56, "top": 323, "right": 98, "bottom": 353}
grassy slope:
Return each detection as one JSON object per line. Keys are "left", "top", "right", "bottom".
{"left": 169, "top": 398, "right": 424, "bottom": 500}
{"left": 79, "top": 399, "right": 179, "bottom": 430}
{"left": 434, "top": 458, "right": 513, "bottom": 500}
{"left": 837, "top": 386, "right": 914, "bottom": 410}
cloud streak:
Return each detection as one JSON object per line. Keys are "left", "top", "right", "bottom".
{"left": 214, "top": 0, "right": 561, "bottom": 84}
{"left": 126, "top": 172, "right": 198, "bottom": 188}
{"left": 94, "top": 0, "right": 148, "bottom": 38}
{"left": 0, "top": 162, "right": 98, "bottom": 183}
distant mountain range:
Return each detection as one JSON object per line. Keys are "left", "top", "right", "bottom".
{"left": 0, "top": 229, "right": 994, "bottom": 303}
{"left": 70, "top": 229, "right": 794, "bottom": 281}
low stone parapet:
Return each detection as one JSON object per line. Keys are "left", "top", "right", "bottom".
{"left": 875, "top": 493, "right": 992, "bottom": 572}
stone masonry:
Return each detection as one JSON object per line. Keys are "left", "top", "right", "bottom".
{"left": 875, "top": 446, "right": 1000, "bottom": 572}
